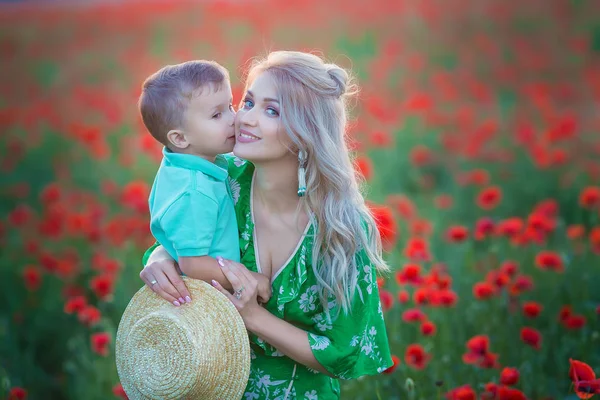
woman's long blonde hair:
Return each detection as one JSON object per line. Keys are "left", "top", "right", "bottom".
{"left": 244, "top": 51, "right": 389, "bottom": 314}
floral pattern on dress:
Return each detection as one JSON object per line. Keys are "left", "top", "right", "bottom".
{"left": 228, "top": 176, "right": 241, "bottom": 205}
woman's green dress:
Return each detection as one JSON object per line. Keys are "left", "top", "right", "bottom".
{"left": 143, "top": 154, "right": 393, "bottom": 400}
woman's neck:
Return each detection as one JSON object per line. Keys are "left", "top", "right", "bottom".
{"left": 253, "top": 157, "right": 302, "bottom": 215}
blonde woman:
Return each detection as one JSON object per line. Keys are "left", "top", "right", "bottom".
{"left": 141, "top": 50, "right": 393, "bottom": 399}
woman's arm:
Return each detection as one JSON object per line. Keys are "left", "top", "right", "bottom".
{"left": 211, "top": 258, "right": 334, "bottom": 377}
{"left": 246, "top": 307, "right": 335, "bottom": 377}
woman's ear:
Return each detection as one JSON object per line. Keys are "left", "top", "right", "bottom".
{"left": 166, "top": 129, "right": 189, "bottom": 149}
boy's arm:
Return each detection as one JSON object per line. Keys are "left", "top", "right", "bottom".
{"left": 178, "top": 256, "right": 233, "bottom": 291}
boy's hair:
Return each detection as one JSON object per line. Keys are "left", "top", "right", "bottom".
{"left": 138, "top": 60, "right": 230, "bottom": 146}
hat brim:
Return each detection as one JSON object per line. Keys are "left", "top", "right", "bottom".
{"left": 116, "top": 277, "right": 251, "bottom": 400}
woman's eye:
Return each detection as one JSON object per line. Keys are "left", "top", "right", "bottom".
{"left": 266, "top": 107, "right": 279, "bottom": 117}
{"left": 243, "top": 99, "right": 254, "bottom": 109}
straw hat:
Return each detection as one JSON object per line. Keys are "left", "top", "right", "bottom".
{"left": 116, "top": 276, "right": 251, "bottom": 400}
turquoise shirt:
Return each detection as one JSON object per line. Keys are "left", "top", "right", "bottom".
{"left": 148, "top": 147, "right": 240, "bottom": 263}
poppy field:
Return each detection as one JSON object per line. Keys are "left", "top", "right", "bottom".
{"left": 1, "top": 1, "right": 600, "bottom": 399}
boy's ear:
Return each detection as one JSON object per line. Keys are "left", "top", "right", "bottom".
{"left": 166, "top": 129, "right": 189, "bottom": 149}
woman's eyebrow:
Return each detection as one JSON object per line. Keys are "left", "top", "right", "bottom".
{"left": 246, "top": 90, "right": 279, "bottom": 104}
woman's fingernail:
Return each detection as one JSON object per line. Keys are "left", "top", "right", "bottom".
{"left": 216, "top": 256, "right": 225, "bottom": 267}
{"left": 173, "top": 300, "right": 181, "bottom": 307}
{"left": 178, "top": 297, "right": 185, "bottom": 304}
{"left": 211, "top": 280, "right": 218, "bottom": 287}
{"left": 185, "top": 296, "right": 192, "bottom": 303}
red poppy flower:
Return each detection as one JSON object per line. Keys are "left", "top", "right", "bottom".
{"left": 477, "top": 186, "right": 503, "bottom": 210}
{"left": 112, "top": 383, "right": 128, "bottom": 400}
{"left": 410, "top": 145, "right": 433, "bottom": 166}
{"left": 8, "top": 204, "right": 33, "bottom": 227}
{"left": 354, "top": 155, "right": 373, "bottom": 181}
{"left": 509, "top": 274, "right": 534, "bottom": 296}
{"left": 404, "top": 237, "right": 431, "bottom": 261}
{"left": 465, "top": 335, "right": 490, "bottom": 356}
{"left": 435, "top": 194, "right": 453, "bottom": 209}
{"left": 380, "top": 289, "right": 394, "bottom": 311}
{"left": 498, "top": 261, "right": 518, "bottom": 278}
{"left": 590, "top": 227, "right": 600, "bottom": 253}
{"left": 446, "top": 225, "right": 469, "bottom": 242}
{"left": 40, "top": 182, "right": 62, "bottom": 205}
{"left": 522, "top": 301, "right": 543, "bottom": 318}
{"left": 64, "top": 296, "right": 87, "bottom": 314}
{"left": 486, "top": 270, "right": 510, "bottom": 289}
{"left": 398, "top": 289, "right": 410, "bottom": 303}
{"left": 520, "top": 327, "right": 542, "bottom": 349}
{"left": 564, "top": 315, "right": 586, "bottom": 330}
{"left": 368, "top": 203, "right": 398, "bottom": 251}
{"left": 404, "top": 343, "right": 431, "bottom": 370}
{"left": 90, "top": 274, "right": 114, "bottom": 300}
{"left": 78, "top": 305, "right": 102, "bottom": 327}
{"left": 579, "top": 186, "right": 600, "bottom": 209}
{"left": 121, "top": 181, "right": 150, "bottom": 214}
{"left": 8, "top": 387, "right": 27, "bottom": 400}
{"left": 534, "top": 250, "right": 564, "bottom": 272}
{"left": 420, "top": 320, "right": 436, "bottom": 336}
{"left": 475, "top": 217, "right": 495, "bottom": 240}
{"left": 434, "top": 289, "right": 458, "bottom": 307}
{"left": 410, "top": 218, "right": 433, "bottom": 237}
{"left": 500, "top": 367, "right": 520, "bottom": 385}
{"left": 569, "top": 359, "right": 598, "bottom": 399}
{"left": 368, "top": 130, "right": 393, "bottom": 147}
{"left": 496, "top": 218, "right": 524, "bottom": 238}
{"left": 445, "top": 384, "right": 476, "bottom": 400}
{"left": 22, "top": 266, "right": 42, "bottom": 291}
{"left": 413, "top": 287, "right": 432, "bottom": 305}
{"left": 395, "top": 263, "right": 423, "bottom": 285}
{"left": 91, "top": 332, "right": 111, "bottom": 356}
{"left": 386, "top": 194, "right": 416, "bottom": 220}
{"left": 402, "top": 308, "right": 427, "bottom": 323}
{"left": 496, "top": 386, "right": 527, "bottom": 400}
{"left": 383, "top": 355, "right": 401, "bottom": 374}
{"left": 473, "top": 282, "right": 496, "bottom": 300}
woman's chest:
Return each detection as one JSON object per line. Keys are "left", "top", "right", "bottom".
{"left": 252, "top": 208, "right": 310, "bottom": 281}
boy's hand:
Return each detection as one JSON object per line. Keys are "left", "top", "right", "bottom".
{"left": 250, "top": 271, "right": 272, "bottom": 304}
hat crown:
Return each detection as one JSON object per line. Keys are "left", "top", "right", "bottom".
{"left": 116, "top": 278, "right": 251, "bottom": 400}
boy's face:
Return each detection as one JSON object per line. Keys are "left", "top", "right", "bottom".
{"left": 177, "top": 81, "right": 236, "bottom": 160}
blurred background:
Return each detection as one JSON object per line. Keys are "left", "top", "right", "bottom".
{"left": 1, "top": 0, "right": 600, "bottom": 399}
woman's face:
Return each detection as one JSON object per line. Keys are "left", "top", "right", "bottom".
{"left": 233, "top": 71, "right": 295, "bottom": 164}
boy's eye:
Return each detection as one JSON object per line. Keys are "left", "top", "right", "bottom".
{"left": 212, "top": 113, "right": 221, "bottom": 119}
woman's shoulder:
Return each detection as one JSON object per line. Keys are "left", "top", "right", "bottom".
{"left": 222, "top": 153, "right": 254, "bottom": 181}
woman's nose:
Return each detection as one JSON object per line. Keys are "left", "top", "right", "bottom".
{"left": 239, "top": 109, "right": 257, "bottom": 126}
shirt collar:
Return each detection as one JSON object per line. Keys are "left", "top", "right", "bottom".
{"left": 162, "top": 147, "right": 228, "bottom": 182}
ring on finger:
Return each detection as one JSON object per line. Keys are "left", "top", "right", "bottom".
{"left": 150, "top": 279, "right": 158, "bottom": 286}
{"left": 234, "top": 286, "right": 244, "bottom": 299}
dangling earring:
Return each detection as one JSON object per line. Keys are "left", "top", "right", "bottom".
{"left": 297, "top": 150, "right": 307, "bottom": 197}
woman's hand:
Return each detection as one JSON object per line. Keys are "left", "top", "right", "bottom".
{"left": 140, "top": 250, "right": 192, "bottom": 307}
{"left": 211, "top": 256, "right": 264, "bottom": 325}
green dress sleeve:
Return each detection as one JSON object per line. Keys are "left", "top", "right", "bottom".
{"left": 307, "top": 248, "right": 393, "bottom": 380}
{"left": 141, "top": 242, "right": 160, "bottom": 267}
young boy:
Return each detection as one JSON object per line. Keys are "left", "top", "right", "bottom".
{"left": 139, "top": 60, "right": 271, "bottom": 304}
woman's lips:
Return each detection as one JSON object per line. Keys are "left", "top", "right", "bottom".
{"left": 237, "top": 129, "right": 261, "bottom": 143}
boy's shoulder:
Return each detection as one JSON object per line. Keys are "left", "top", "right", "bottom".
{"left": 151, "top": 161, "right": 220, "bottom": 208}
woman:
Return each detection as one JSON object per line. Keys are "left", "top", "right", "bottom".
{"left": 141, "top": 50, "right": 393, "bottom": 399}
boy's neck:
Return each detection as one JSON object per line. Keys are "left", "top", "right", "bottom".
{"left": 167, "top": 146, "right": 217, "bottom": 163}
